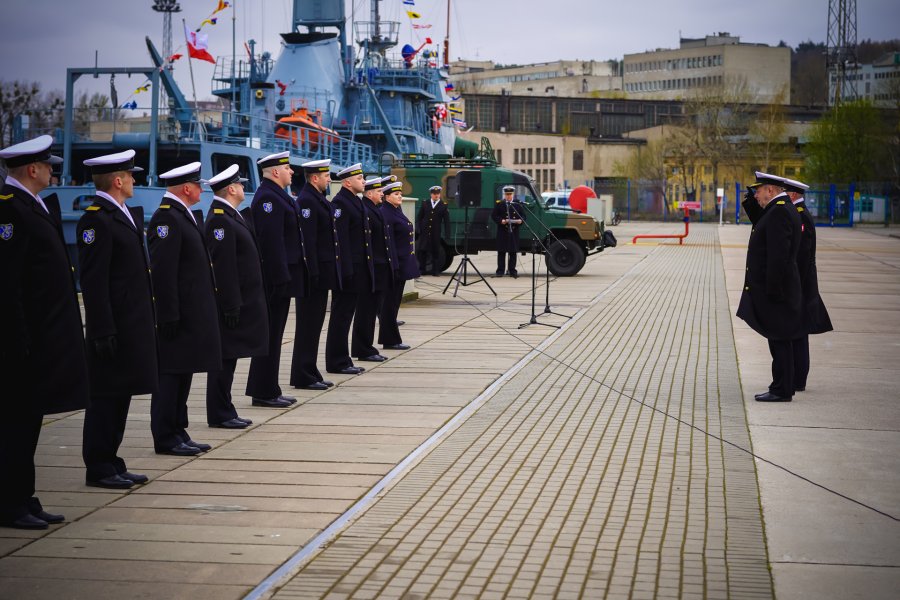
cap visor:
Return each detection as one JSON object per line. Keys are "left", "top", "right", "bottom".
{"left": 128, "top": 166, "right": 144, "bottom": 172}
{"left": 47, "top": 155, "right": 64, "bottom": 165}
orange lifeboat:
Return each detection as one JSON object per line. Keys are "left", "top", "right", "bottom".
{"left": 275, "top": 102, "right": 340, "bottom": 151}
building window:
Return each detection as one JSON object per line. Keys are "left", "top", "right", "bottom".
{"left": 535, "top": 147, "right": 542, "bottom": 164}
{"left": 573, "top": 150, "right": 583, "bottom": 171}
{"left": 496, "top": 149, "right": 502, "bottom": 165}
{"left": 514, "top": 148, "right": 519, "bottom": 164}
{"left": 543, "top": 148, "right": 549, "bottom": 163}
{"left": 528, "top": 148, "right": 533, "bottom": 164}
{"left": 550, "top": 147, "right": 556, "bottom": 163}
{"left": 550, "top": 169, "right": 556, "bottom": 189}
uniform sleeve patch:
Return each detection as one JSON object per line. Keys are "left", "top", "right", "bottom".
{"left": 0, "top": 223, "right": 13, "bottom": 240}
{"left": 213, "top": 228, "right": 225, "bottom": 241}
{"left": 82, "top": 229, "right": 96, "bottom": 244}
{"left": 156, "top": 225, "right": 169, "bottom": 238}
{"left": 334, "top": 208, "right": 342, "bottom": 218}
{"left": 302, "top": 208, "right": 311, "bottom": 219}
{"left": 263, "top": 202, "right": 273, "bottom": 213}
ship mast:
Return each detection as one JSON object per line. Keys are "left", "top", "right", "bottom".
{"left": 444, "top": 0, "right": 450, "bottom": 67}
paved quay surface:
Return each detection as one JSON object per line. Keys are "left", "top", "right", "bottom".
{"left": 1, "top": 222, "right": 897, "bottom": 599}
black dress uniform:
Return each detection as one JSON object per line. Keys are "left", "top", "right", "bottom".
{"left": 416, "top": 192, "right": 450, "bottom": 275}
{"left": 736, "top": 192, "right": 803, "bottom": 399}
{"left": 326, "top": 182, "right": 373, "bottom": 372}
{"left": 293, "top": 171, "right": 342, "bottom": 388}
{"left": 205, "top": 197, "right": 269, "bottom": 425}
{"left": 353, "top": 184, "right": 397, "bottom": 360}
{"left": 148, "top": 188, "right": 222, "bottom": 453}
{"left": 491, "top": 195, "right": 527, "bottom": 276}
{"left": 246, "top": 176, "right": 306, "bottom": 402}
{"left": 78, "top": 191, "right": 158, "bottom": 483}
{"left": 791, "top": 196, "right": 833, "bottom": 391}
{"left": 379, "top": 192, "right": 419, "bottom": 348}
{"left": 0, "top": 147, "right": 90, "bottom": 527}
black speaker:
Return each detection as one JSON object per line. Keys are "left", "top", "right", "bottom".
{"left": 456, "top": 170, "right": 482, "bottom": 208}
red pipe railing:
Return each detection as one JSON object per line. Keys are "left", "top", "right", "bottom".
{"left": 632, "top": 207, "right": 691, "bottom": 245}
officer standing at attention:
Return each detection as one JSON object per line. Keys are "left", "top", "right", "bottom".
{"left": 736, "top": 171, "right": 803, "bottom": 402}
{"left": 204, "top": 165, "right": 269, "bottom": 428}
{"left": 78, "top": 150, "right": 156, "bottom": 489}
{"left": 378, "top": 180, "right": 419, "bottom": 351}
{"left": 0, "top": 136, "right": 90, "bottom": 529}
{"left": 781, "top": 176, "right": 833, "bottom": 393}
{"left": 416, "top": 185, "right": 450, "bottom": 276}
{"left": 293, "top": 159, "right": 340, "bottom": 391}
{"left": 326, "top": 163, "right": 371, "bottom": 375}
{"left": 147, "top": 162, "right": 222, "bottom": 455}
{"left": 352, "top": 177, "right": 394, "bottom": 363}
{"left": 246, "top": 151, "right": 302, "bottom": 408}
{"left": 491, "top": 185, "right": 526, "bottom": 278}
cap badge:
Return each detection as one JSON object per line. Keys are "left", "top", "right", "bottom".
{"left": 302, "top": 208, "right": 311, "bottom": 219}
{"left": 0, "top": 223, "right": 13, "bottom": 241}
{"left": 263, "top": 202, "right": 273, "bottom": 213}
{"left": 157, "top": 225, "right": 169, "bottom": 238}
{"left": 82, "top": 229, "right": 96, "bottom": 245}
{"left": 213, "top": 228, "right": 225, "bottom": 241}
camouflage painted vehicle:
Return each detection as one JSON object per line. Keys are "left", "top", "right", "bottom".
{"left": 390, "top": 139, "right": 607, "bottom": 276}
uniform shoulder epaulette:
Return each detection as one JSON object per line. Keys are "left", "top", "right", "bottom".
{"left": 0, "top": 193, "right": 13, "bottom": 201}
{"left": 86, "top": 205, "right": 101, "bottom": 211}
{"left": 159, "top": 204, "right": 171, "bottom": 209}
{"left": 495, "top": 200, "right": 501, "bottom": 203}
{"left": 797, "top": 206, "right": 805, "bottom": 212}
{"left": 213, "top": 208, "right": 225, "bottom": 214}
{"left": 776, "top": 200, "right": 785, "bottom": 205}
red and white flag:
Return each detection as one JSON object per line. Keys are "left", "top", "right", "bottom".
{"left": 184, "top": 24, "right": 216, "bottom": 63}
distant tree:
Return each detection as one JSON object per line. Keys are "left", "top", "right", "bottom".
{"left": 856, "top": 39, "right": 900, "bottom": 63}
{"left": 73, "top": 92, "right": 117, "bottom": 135}
{"left": 749, "top": 88, "right": 789, "bottom": 170}
{"left": 806, "top": 99, "right": 888, "bottom": 184}
{"left": 0, "top": 79, "right": 41, "bottom": 146}
{"left": 614, "top": 134, "right": 672, "bottom": 212}
{"left": 791, "top": 41, "right": 827, "bottom": 106}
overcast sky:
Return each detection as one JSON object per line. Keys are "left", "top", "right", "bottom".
{"left": 0, "top": 0, "right": 897, "bottom": 104}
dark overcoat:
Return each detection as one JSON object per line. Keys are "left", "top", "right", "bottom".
{"left": 491, "top": 199, "right": 527, "bottom": 252}
{"left": 0, "top": 185, "right": 90, "bottom": 414}
{"left": 382, "top": 202, "right": 419, "bottom": 281}
{"left": 296, "top": 183, "right": 342, "bottom": 290}
{"left": 736, "top": 195, "right": 803, "bottom": 341}
{"left": 415, "top": 199, "right": 450, "bottom": 247}
{"left": 332, "top": 187, "right": 375, "bottom": 292}
{"left": 250, "top": 178, "right": 307, "bottom": 298}
{"left": 77, "top": 196, "right": 158, "bottom": 395}
{"left": 364, "top": 199, "right": 397, "bottom": 291}
{"left": 147, "top": 197, "right": 222, "bottom": 374}
{"left": 205, "top": 201, "right": 269, "bottom": 360}
{"left": 794, "top": 200, "right": 833, "bottom": 335}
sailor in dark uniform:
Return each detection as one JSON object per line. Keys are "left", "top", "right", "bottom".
{"left": 0, "top": 135, "right": 89, "bottom": 529}
{"left": 78, "top": 150, "right": 156, "bottom": 489}
{"left": 491, "top": 185, "right": 526, "bottom": 277}
{"left": 378, "top": 181, "right": 419, "bottom": 351}
{"left": 353, "top": 177, "right": 394, "bottom": 363}
{"left": 326, "top": 163, "right": 371, "bottom": 375}
{"left": 781, "top": 176, "right": 833, "bottom": 392}
{"left": 246, "top": 151, "right": 302, "bottom": 408}
{"left": 204, "top": 165, "right": 269, "bottom": 428}
{"left": 416, "top": 185, "right": 450, "bottom": 275}
{"left": 736, "top": 171, "right": 803, "bottom": 402}
{"left": 147, "top": 162, "right": 222, "bottom": 455}
{"left": 292, "top": 159, "right": 340, "bottom": 390}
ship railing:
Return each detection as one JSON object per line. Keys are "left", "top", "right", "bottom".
{"left": 212, "top": 56, "right": 274, "bottom": 90}
{"left": 354, "top": 21, "right": 400, "bottom": 47}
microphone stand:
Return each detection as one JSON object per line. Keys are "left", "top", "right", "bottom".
{"left": 518, "top": 236, "right": 559, "bottom": 329}
{"left": 516, "top": 200, "right": 573, "bottom": 320}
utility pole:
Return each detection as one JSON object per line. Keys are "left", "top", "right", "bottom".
{"left": 826, "top": 0, "right": 858, "bottom": 106}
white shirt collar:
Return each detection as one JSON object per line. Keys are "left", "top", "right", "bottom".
{"left": 431, "top": 198, "right": 440, "bottom": 208}
{"left": 95, "top": 190, "right": 136, "bottom": 227}
{"left": 791, "top": 197, "right": 803, "bottom": 205}
{"left": 5, "top": 176, "right": 49, "bottom": 213}
{"left": 163, "top": 191, "right": 197, "bottom": 224}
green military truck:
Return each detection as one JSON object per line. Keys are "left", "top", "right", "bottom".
{"left": 390, "top": 140, "right": 607, "bottom": 276}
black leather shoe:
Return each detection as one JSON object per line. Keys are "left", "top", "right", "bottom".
{"left": 279, "top": 395, "right": 298, "bottom": 405}
{"left": 32, "top": 510, "right": 64, "bottom": 524}
{"left": 210, "top": 418, "right": 249, "bottom": 429}
{"left": 302, "top": 381, "right": 329, "bottom": 391}
{"left": 358, "top": 354, "right": 387, "bottom": 362}
{"left": 321, "top": 380, "right": 334, "bottom": 387}
{"left": 327, "top": 366, "right": 364, "bottom": 375}
{"left": 156, "top": 442, "right": 202, "bottom": 456}
{"left": 252, "top": 397, "right": 292, "bottom": 408}
{"left": 754, "top": 391, "right": 769, "bottom": 399}
{"left": 86, "top": 474, "right": 134, "bottom": 489}
{"left": 755, "top": 392, "right": 792, "bottom": 402}
{"left": 510, "top": 272, "right": 519, "bottom": 279}
{"left": 3, "top": 514, "right": 48, "bottom": 530}
{"left": 383, "top": 344, "right": 410, "bottom": 350}
{"left": 184, "top": 440, "right": 212, "bottom": 452}
{"left": 119, "top": 472, "right": 148, "bottom": 484}
{"left": 397, "top": 320, "right": 406, "bottom": 326}
{"left": 236, "top": 417, "right": 254, "bottom": 425}
{"left": 795, "top": 386, "right": 806, "bottom": 392}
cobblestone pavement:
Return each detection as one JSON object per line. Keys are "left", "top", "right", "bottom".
{"left": 272, "top": 226, "right": 773, "bottom": 599}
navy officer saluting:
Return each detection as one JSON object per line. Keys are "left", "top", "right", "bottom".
{"left": 78, "top": 149, "right": 156, "bottom": 489}
{"left": 0, "top": 135, "right": 89, "bottom": 529}
{"left": 491, "top": 185, "right": 526, "bottom": 278}
{"left": 246, "top": 151, "right": 302, "bottom": 408}
{"left": 204, "top": 165, "right": 269, "bottom": 428}
{"left": 147, "top": 162, "right": 222, "bottom": 454}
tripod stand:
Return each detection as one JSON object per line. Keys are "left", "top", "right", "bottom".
{"left": 519, "top": 237, "right": 559, "bottom": 329}
{"left": 443, "top": 202, "right": 496, "bottom": 298}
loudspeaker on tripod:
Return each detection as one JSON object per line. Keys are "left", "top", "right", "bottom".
{"left": 456, "top": 170, "right": 482, "bottom": 208}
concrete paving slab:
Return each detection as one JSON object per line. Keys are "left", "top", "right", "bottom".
{"left": 0, "top": 577, "right": 249, "bottom": 600}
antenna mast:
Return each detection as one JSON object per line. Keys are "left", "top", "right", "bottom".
{"left": 826, "top": 0, "right": 858, "bottom": 105}
{"left": 152, "top": 0, "right": 182, "bottom": 109}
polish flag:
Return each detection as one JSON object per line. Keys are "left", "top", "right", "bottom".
{"left": 184, "top": 24, "right": 216, "bottom": 64}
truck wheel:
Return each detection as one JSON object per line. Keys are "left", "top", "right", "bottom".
{"left": 546, "top": 239, "right": 586, "bottom": 276}
{"left": 438, "top": 243, "right": 455, "bottom": 273}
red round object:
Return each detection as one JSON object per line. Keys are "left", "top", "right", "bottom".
{"left": 568, "top": 185, "right": 596, "bottom": 214}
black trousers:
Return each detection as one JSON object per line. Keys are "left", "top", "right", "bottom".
{"left": 0, "top": 406, "right": 43, "bottom": 522}
{"left": 151, "top": 372, "right": 194, "bottom": 451}
{"left": 418, "top": 236, "right": 442, "bottom": 274}
{"left": 497, "top": 250, "right": 518, "bottom": 275}
{"left": 767, "top": 339, "right": 795, "bottom": 398}
{"left": 207, "top": 358, "right": 239, "bottom": 425}
{"left": 378, "top": 282, "right": 404, "bottom": 346}
{"left": 83, "top": 394, "right": 132, "bottom": 480}
{"left": 325, "top": 288, "right": 359, "bottom": 371}
{"left": 792, "top": 335, "right": 810, "bottom": 391}
{"left": 291, "top": 287, "right": 328, "bottom": 387}
{"left": 353, "top": 289, "right": 385, "bottom": 358}
{"left": 246, "top": 294, "right": 290, "bottom": 400}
